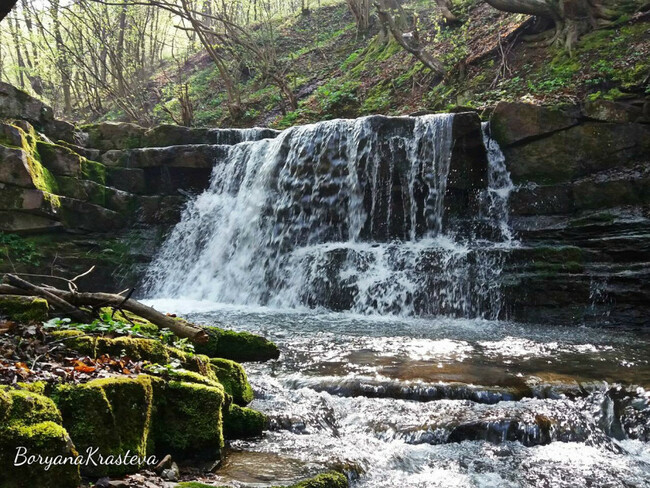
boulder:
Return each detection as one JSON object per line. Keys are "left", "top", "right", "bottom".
{"left": 490, "top": 102, "right": 580, "bottom": 146}
{"left": 36, "top": 141, "right": 83, "bottom": 177}
{"left": 503, "top": 122, "right": 650, "bottom": 184}
{"left": 0, "top": 295, "right": 49, "bottom": 322}
{"left": 126, "top": 144, "right": 227, "bottom": 169}
{"left": 0, "top": 386, "right": 80, "bottom": 488}
{"left": 0, "top": 81, "right": 53, "bottom": 125}
{"left": 209, "top": 358, "right": 254, "bottom": 406}
{"left": 223, "top": 404, "right": 267, "bottom": 439}
{"left": 142, "top": 124, "right": 280, "bottom": 147}
{"left": 52, "top": 376, "right": 157, "bottom": 477}
{"left": 83, "top": 121, "right": 146, "bottom": 151}
{"left": 0, "top": 146, "right": 34, "bottom": 187}
{"left": 196, "top": 326, "right": 281, "bottom": 362}
{"left": 0, "top": 211, "right": 62, "bottom": 233}
{"left": 107, "top": 167, "right": 146, "bottom": 194}
{"left": 582, "top": 99, "right": 648, "bottom": 124}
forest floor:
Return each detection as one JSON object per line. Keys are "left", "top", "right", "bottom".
{"left": 113, "top": 0, "right": 650, "bottom": 129}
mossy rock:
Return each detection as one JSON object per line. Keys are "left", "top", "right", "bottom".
{"left": 0, "top": 421, "right": 80, "bottom": 488}
{"left": 197, "top": 326, "right": 280, "bottom": 363}
{"left": 223, "top": 404, "right": 266, "bottom": 440}
{"left": 209, "top": 358, "right": 254, "bottom": 406}
{"left": 174, "top": 471, "right": 347, "bottom": 488}
{"left": 0, "top": 386, "right": 80, "bottom": 488}
{"left": 0, "top": 295, "right": 49, "bottom": 322}
{"left": 51, "top": 375, "right": 157, "bottom": 477}
{"left": 153, "top": 380, "right": 225, "bottom": 458}
{"left": 0, "top": 386, "right": 62, "bottom": 426}
{"left": 95, "top": 336, "right": 169, "bottom": 364}
{"left": 269, "top": 472, "right": 348, "bottom": 488}
{"left": 48, "top": 330, "right": 96, "bottom": 355}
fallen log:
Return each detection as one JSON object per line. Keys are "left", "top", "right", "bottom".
{"left": 0, "top": 278, "right": 209, "bottom": 344}
{"left": 61, "top": 291, "right": 209, "bottom": 344}
{"left": 5, "top": 274, "right": 92, "bottom": 323}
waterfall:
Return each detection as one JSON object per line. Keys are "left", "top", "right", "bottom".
{"left": 144, "top": 115, "right": 514, "bottom": 318}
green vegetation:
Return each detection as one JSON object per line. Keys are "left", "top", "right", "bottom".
{"left": 0, "top": 232, "right": 44, "bottom": 266}
{"left": 44, "top": 310, "right": 194, "bottom": 353}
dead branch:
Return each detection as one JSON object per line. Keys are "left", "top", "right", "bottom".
{"left": 0, "top": 279, "right": 209, "bottom": 344}
{"left": 5, "top": 274, "right": 92, "bottom": 323}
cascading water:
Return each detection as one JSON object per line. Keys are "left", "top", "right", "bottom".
{"left": 145, "top": 115, "right": 515, "bottom": 318}
{"left": 142, "top": 116, "right": 650, "bottom": 487}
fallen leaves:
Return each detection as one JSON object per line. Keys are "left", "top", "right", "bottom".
{"left": 0, "top": 323, "right": 149, "bottom": 386}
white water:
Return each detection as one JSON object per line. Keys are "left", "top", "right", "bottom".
{"left": 145, "top": 115, "right": 515, "bottom": 318}
{"left": 141, "top": 116, "right": 650, "bottom": 487}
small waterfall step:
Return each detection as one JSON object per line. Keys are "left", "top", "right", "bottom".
{"left": 144, "top": 112, "right": 514, "bottom": 318}
{"left": 278, "top": 375, "right": 593, "bottom": 404}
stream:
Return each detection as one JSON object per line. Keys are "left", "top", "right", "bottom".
{"left": 141, "top": 113, "right": 650, "bottom": 486}
{"left": 146, "top": 301, "right": 650, "bottom": 487}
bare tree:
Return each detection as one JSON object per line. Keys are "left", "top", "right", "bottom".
{"left": 346, "top": 0, "right": 372, "bottom": 34}
{"left": 374, "top": 0, "right": 446, "bottom": 75}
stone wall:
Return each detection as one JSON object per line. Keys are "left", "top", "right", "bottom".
{"left": 0, "top": 82, "right": 277, "bottom": 291}
{"left": 491, "top": 101, "right": 650, "bottom": 327}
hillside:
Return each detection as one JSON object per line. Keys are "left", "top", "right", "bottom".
{"left": 133, "top": 0, "right": 650, "bottom": 129}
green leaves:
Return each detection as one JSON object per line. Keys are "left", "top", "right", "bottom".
{"left": 0, "top": 233, "right": 43, "bottom": 266}
{"left": 43, "top": 314, "right": 195, "bottom": 353}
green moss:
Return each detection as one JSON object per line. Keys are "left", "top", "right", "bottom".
{"left": 0, "top": 387, "right": 61, "bottom": 425}
{"left": 0, "top": 295, "right": 49, "bottom": 322}
{"left": 95, "top": 336, "right": 170, "bottom": 364}
{"left": 272, "top": 472, "right": 348, "bottom": 488}
{"left": 154, "top": 381, "right": 225, "bottom": 457}
{"left": 0, "top": 386, "right": 80, "bottom": 488}
{"left": 223, "top": 404, "right": 266, "bottom": 439}
{"left": 210, "top": 358, "right": 254, "bottom": 406}
{"left": 0, "top": 421, "right": 80, "bottom": 488}
{"left": 51, "top": 375, "right": 156, "bottom": 476}
{"left": 49, "top": 330, "right": 96, "bottom": 355}
{"left": 81, "top": 159, "right": 107, "bottom": 185}
{"left": 196, "top": 326, "right": 280, "bottom": 363}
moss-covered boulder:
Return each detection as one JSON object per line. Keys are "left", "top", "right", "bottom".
{"left": 0, "top": 386, "right": 80, "bottom": 488}
{"left": 174, "top": 471, "right": 348, "bottom": 488}
{"left": 95, "top": 336, "right": 169, "bottom": 364}
{"left": 210, "top": 358, "right": 254, "bottom": 406}
{"left": 51, "top": 331, "right": 170, "bottom": 364}
{"left": 282, "top": 472, "right": 348, "bottom": 488}
{"left": 0, "top": 295, "right": 49, "bottom": 322}
{"left": 153, "top": 380, "right": 225, "bottom": 458}
{"left": 223, "top": 404, "right": 266, "bottom": 440}
{"left": 51, "top": 375, "right": 157, "bottom": 477}
{"left": 197, "top": 326, "right": 280, "bottom": 363}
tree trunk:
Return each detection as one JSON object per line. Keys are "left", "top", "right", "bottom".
{"left": 374, "top": 0, "right": 446, "bottom": 75}
{"left": 483, "top": 0, "right": 639, "bottom": 51}
{"left": 434, "top": 0, "right": 458, "bottom": 22}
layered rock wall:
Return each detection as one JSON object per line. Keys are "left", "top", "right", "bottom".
{"left": 492, "top": 101, "right": 650, "bottom": 326}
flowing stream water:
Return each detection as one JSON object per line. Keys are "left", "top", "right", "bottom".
{"left": 144, "top": 115, "right": 650, "bottom": 487}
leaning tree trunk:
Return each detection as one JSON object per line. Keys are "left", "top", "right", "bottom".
{"left": 374, "top": 0, "right": 446, "bottom": 75}
{"left": 484, "top": 0, "right": 639, "bottom": 51}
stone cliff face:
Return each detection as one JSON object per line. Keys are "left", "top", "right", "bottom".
{"left": 492, "top": 101, "right": 650, "bottom": 326}
{"left": 0, "top": 81, "right": 277, "bottom": 290}
{"left": 1, "top": 82, "right": 649, "bottom": 326}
